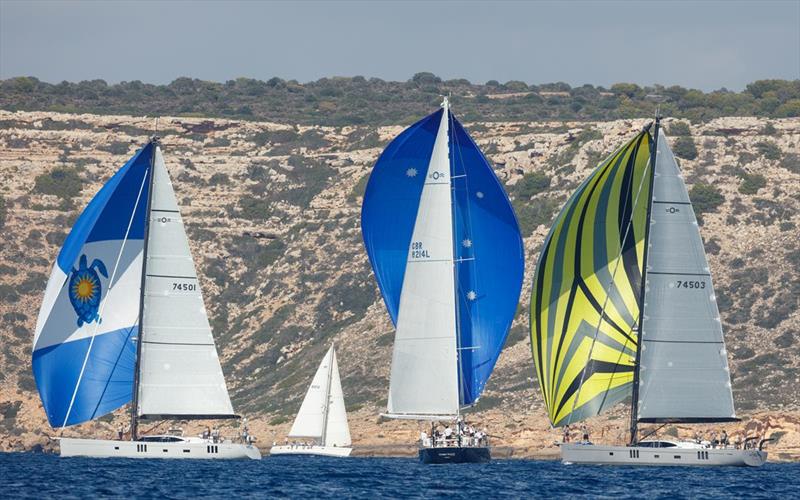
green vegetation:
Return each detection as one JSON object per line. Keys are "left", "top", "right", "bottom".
{"left": 33, "top": 166, "right": 82, "bottom": 201}
{"left": 782, "top": 153, "right": 800, "bottom": 174}
{"left": 755, "top": 140, "right": 782, "bottom": 161}
{"left": 515, "top": 198, "right": 561, "bottom": 236}
{"left": 511, "top": 171, "right": 551, "bottom": 200}
{"left": 0, "top": 196, "right": 5, "bottom": 229}
{"left": 97, "top": 141, "right": 131, "bottom": 155}
{"left": 738, "top": 173, "right": 767, "bottom": 195}
{"left": 548, "top": 128, "right": 602, "bottom": 169}
{"left": 207, "top": 172, "right": 230, "bottom": 186}
{"left": 689, "top": 183, "right": 724, "bottom": 221}
{"left": 667, "top": 121, "right": 691, "bottom": 136}
{"left": 2, "top": 76, "right": 797, "bottom": 126}
{"left": 761, "top": 123, "right": 778, "bottom": 136}
{"left": 672, "top": 136, "right": 698, "bottom": 160}
{"left": 238, "top": 195, "right": 271, "bottom": 221}
{"left": 347, "top": 172, "right": 370, "bottom": 203}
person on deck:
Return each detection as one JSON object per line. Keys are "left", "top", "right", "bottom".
{"left": 721, "top": 430, "right": 729, "bottom": 448}
{"left": 563, "top": 424, "right": 570, "bottom": 443}
{"left": 444, "top": 425, "right": 453, "bottom": 445}
{"left": 581, "top": 424, "right": 589, "bottom": 443}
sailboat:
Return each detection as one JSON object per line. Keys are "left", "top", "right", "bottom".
{"left": 361, "top": 98, "right": 524, "bottom": 464}
{"left": 529, "top": 116, "right": 767, "bottom": 467}
{"left": 270, "top": 345, "right": 352, "bottom": 457}
{"left": 32, "top": 138, "right": 260, "bottom": 460}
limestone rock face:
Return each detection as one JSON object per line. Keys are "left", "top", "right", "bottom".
{"left": 1, "top": 111, "right": 798, "bottom": 459}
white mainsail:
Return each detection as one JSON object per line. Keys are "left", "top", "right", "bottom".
{"left": 288, "top": 345, "right": 351, "bottom": 447}
{"left": 386, "top": 101, "right": 460, "bottom": 419}
{"left": 637, "top": 129, "right": 736, "bottom": 422}
{"left": 137, "top": 147, "right": 235, "bottom": 418}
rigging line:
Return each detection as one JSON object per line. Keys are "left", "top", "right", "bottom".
{"left": 61, "top": 159, "right": 150, "bottom": 431}
{"left": 566, "top": 133, "right": 651, "bottom": 426}
{"left": 443, "top": 104, "right": 466, "bottom": 412}
{"left": 449, "top": 110, "right": 483, "bottom": 403}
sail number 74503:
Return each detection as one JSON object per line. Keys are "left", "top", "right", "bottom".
{"left": 675, "top": 280, "right": 706, "bottom": 289}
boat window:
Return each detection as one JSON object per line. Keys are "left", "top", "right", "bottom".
{"left": 638, "top": 441, "right": 676, "bottom": 448}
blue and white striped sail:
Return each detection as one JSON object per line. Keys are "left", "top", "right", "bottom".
{"left": 361, "top": 101, "right": 524, "bottom": 417}
{"left": 33, "top": 143, "right": 154, "bottom": 428}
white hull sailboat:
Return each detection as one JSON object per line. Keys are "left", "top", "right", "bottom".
{"left": 32, "top": 138, "right": 260, "bottom": 460}
{"left": 59, "top": 436, "right": 261, "bottom": 460}
{"left": 529, "top": 117, "right": 766, "bottom": 467}
{"left": 270, "top": 345, "right": 352, "bottom": 458}
{"left": 561, "top": 442, "right": 766, "bottom": 467}
{"left": 361, "top": 98, "right": 524, "bottom": 464}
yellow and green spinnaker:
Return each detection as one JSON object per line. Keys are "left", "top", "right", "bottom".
{"left": 529, "top": 129, "right": 653, "bottom": 427}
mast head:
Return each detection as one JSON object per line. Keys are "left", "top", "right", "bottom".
{"left": 441, "top": 95, "right": 450, "bottom": 111}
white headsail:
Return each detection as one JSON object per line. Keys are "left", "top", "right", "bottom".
{"left": 386, "top": 102, "right": 460, "bottom": 419}
{"left": 136, "top": 147, "right": 235, "bottom": 418}
{"left": 288, "top": 345, "right": 351, "bottom": 447}
{"left": 637, "top": 130, "right": 736, "bottom": 422}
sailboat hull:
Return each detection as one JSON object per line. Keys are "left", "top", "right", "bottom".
{"left": 419, "top": 446, "right": 491, "bottom": 464}
{"left": 561, "top": 443, "right": 766, "bottom": 467}
{"left": 269, "top": 445, "right": 352, "bottom": 457}
{"left": 58, "top": 438, "right": 261, "bottom": 460}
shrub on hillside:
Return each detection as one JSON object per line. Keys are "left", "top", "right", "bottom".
{"left": 738, "top": 173, "right": 767, "bottom": 195}
{"left": 667, "top": 121, "right": 691, "bottom": 136}
{"left": 689, "top": 183, "right": 724, "bottom": 221}
{"left": 755, "top": 140, "right": 781, "bottom": 160}
{"left": 33, "top": 166, "right": 82, "bottom": 201}
{"left": 673, "top": 136, "right": 698, "bottom": 160}
{"left": 781, "top": 153, "right": 800, "bottom": 174}
{"left": 98, "top": 141, "right": 131, "bottom": 155}
{"left": 512, "top": 171, "right": 551, "bottom": 200}
{"left": 0, "top": 196, "right": 5, "bottom": 229}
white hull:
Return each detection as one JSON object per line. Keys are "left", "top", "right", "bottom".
{"left": 561, "top": 443, "right": 766, "bottom": 467}
{"left": 269, "top": 445, "right": 352, "bottom": 457}
{"left": 59, "top": 437, "right": 261, "bottom": 460}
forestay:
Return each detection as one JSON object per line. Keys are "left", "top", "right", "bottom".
{"left": 529, "top": 131, "right": 653, "bottom": 427}
{"left": 136, "top": 147, "right": 234, "bottom": 419}
{"left": 32, "top": 143, "right": 153, "bottom": 427}
{"left": 636, "top": 130, "right": 736, "bottom": 423}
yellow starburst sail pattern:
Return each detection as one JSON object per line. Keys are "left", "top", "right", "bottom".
{"left": 530, "top": 128, "right": 653, "bottom": 427}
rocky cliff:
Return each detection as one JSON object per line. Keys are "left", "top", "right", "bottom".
{"left": 1, "top": 110, "right": 798, "bottom": 459}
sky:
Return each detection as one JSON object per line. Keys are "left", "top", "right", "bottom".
{"left": 1, "top": 0, "right": 798, "bottom": 91}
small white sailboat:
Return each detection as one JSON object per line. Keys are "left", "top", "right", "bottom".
{"left": 33, "top": 138, "right": 260, "bottom": 460}
{"left": 361, "top": 98, "right": 525, "bottom": 463}
{"left": 530, "top": 117, "right": 767, "bottom": 467}
{"left": 270, "top": 345, "right": 352, "bottom": 457}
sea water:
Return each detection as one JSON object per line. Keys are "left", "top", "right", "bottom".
{"left": 0, "top": 453, "right": 797, "bottom": 499}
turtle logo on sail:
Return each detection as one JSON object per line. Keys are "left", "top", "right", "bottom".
{"left": 68, "top": 254, "right": 109, "bottom": 327}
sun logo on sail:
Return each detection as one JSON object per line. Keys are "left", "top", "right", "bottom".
{"left": 406, "top": 168, "right": 418, "bottom": 177}
{"left": 68, "top": 254, "right": 109, "bottom": 327}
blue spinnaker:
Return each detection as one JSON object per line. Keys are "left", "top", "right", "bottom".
{"left": 32, "top": 143, "right": 153, "bottom": 427}
{"left": 362, "top": 108, "right": 523, "bottom": 407}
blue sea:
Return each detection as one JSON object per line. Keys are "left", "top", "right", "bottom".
{"left": 1, "top": 453, "right": 797, "bottom": 499}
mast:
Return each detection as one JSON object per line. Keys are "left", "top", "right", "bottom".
{"left": 629, "top": 116, "right": 659, "bottom": 445}
{"left": 129, "top": 137, "right": 158, "bottom": 441}
{"left": 444, "top": 98, "right": 465, "bottom": 418}
{"left": 320, "top": 346, "right": 335, "bottom": 446}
